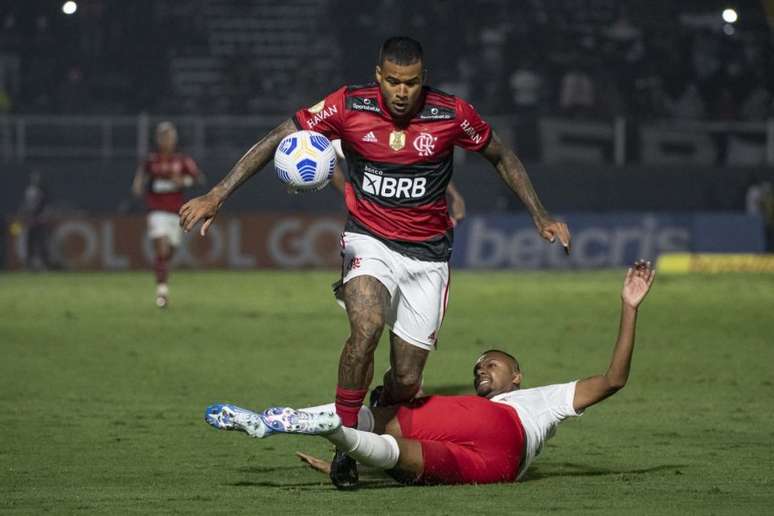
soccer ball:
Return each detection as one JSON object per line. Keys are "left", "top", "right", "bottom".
{"left": 274, "top": 130, "right": 336, "bottom": 192}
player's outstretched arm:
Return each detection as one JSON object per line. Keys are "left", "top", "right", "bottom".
{"left": 573, "top": 261, "right": 656, "bottom": 412}
{"left": 179, "top": 119, "right": 296, "bottom": 235}
{"left": 480, "top": 132, "right": 571, "bottom": 253}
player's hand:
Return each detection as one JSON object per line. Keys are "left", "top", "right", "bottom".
{"left": 537, "top": 218, "right": 571, "bottom": 254}
{"left": 449, "top": 196, "right": 466, "bottom": 227}
{"left": 621, "top": 260, "right": 656, "bottom": 309}
{"left": 295, "top": 452, "right": 331, "bottom": 475}
{"left": 179, "top": 192, "right": 223, "bottom": 236}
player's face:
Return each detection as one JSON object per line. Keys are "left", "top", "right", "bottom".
{"left": 473, "top": 352, "right": 521, "bottom": 398}
{"left": 156, "top": 129, "right": 177, "bottom": 153}
{"left": 375, "top": 59, "right": 424, "bottom": 119}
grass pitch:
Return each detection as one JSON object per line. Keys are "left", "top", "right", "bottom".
{"left": 1, "top": 270, "right": 773, "bottom": 514}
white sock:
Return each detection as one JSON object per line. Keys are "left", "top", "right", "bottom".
{"left": 302, "top": 403, "right": 374, "bottom": 432}
{"left": 323, "top": 427, "right": 400, "bottom": 469}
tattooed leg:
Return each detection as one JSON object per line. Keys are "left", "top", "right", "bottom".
{"left": 339, "top": 276, "right": 390, "bottom": 390}
{"left": 380, "top": 333, "right": 429, "bottom": 405}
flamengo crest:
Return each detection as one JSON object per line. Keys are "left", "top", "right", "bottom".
{"left": 413, "top": 132, "right": 438, "bottom": 157}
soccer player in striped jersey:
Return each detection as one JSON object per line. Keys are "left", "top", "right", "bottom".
{"left": 181, "top": 37, "right": 570, "bottom": 488}
{"left": 132, "top": 122, "right": 204, "bottom": 307}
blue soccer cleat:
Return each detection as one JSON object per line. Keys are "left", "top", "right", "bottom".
{"left": 259, "top": 407, "right": 341, "bottom": 436}
{"left": 204, "top": 403, "right": 271, "bottom": 438}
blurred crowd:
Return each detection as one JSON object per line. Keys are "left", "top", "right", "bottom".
{"left": 0, "top": 0, "right": 772, "bottom": 121}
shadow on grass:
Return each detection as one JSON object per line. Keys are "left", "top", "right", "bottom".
{"left": 230, "top": 464, "right": 401, "bottom": 490}
{"left": 524, "top": 462, "right": 686, "bottom": 481}
{"left": 236, "top": 465, "right": 304, "bottom": 474}
{"left": 230, "top": 457, "right": 684, "bottom": 490}
{"left": 228, "top": 479, "right": 401, "bottom": 490}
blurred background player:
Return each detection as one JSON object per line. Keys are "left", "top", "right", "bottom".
{"left": 132, "top": 121, "right": 204, "bottom": 307}
{"left": 18, "top": 171, "right": 51, "bottom": 271}
{"left": 205, "top": 260, "right": 655, "bottom": 486}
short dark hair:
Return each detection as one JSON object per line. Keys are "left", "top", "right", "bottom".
{"left": 475, "top": 349, "right": 521, "bottom": 373}
{"left": 379, "top": 36, "right": 423, "bottom": 66}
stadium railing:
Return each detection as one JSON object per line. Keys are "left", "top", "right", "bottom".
{"left": 1, "top": 114, "right": 772, "bottom": 167}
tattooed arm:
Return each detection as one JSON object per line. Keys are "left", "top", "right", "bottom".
{"left": 179, "top": 119, "right": 296, "bottom": 235}
{"left": 480, "top": 131, "right": 571, "bottom": 253}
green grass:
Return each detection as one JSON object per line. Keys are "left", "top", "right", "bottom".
{"left": 1, "top": 270, "right": 773, "bottom": 514}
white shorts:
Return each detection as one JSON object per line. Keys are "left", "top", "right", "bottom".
{"left": 147, "top": 211, "right": 183, "bottom": 247}
{"left": 339, "top": 231, "right": 450, "bottom": 351}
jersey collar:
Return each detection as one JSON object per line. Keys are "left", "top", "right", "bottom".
{"left": 375, "top": 86, "right": 428, "bottom": 126}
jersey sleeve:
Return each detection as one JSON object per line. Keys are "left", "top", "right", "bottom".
{"left": 453, "top": 98, "right": 492, "bottom": 152}
{"left": 182, "top": 156, "right": 200, "bottom": 177}
{"left": 539, "top": 381, "right": 584, "bottom": 420}
{"left": 293, "top": 86, "right": 347, "bottom": 140}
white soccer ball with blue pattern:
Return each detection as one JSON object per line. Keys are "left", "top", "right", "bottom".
{"left": 274, "top": 130, "right": 336, "bottom": 192}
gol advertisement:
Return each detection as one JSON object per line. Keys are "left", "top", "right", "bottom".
{"left": 6, "top": 214, "right": 346, "bottom": 270}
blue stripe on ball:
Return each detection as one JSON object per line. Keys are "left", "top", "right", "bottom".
{"left": 327, "top": 157, "right": 336, "bottom": 178}
{"left": 275, "top": 166, "right": 292, "bottom": 183}
{"left": 296, "top": 159, "right": 317, "bottom": 182}
{"left": 279, "top": 137, "right": 297, "bottom": 156}
{"left": 309, "top": 135, "right": 330, "bottom": 152}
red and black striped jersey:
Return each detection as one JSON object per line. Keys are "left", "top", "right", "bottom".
{"left": 294, "top": 83, "right": 491, "bottom": 261}
{"left": 143, "top": 152, "right": 200, "bottom": 213}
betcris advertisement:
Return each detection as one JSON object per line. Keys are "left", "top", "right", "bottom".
{"left": 4, "top": 212, "right": 764, "bottom": 270}
{"left": 451, "top": 213, "right": 764, "bottom": 269}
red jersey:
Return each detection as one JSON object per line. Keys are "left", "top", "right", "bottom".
{"left": 293, "top": 84, "right": 492, "bottom": 261}
{"left": 143, "top": 152, "right": 199, "bottom": 213}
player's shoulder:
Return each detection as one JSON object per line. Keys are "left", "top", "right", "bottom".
{"left": 173, "top": 152, "right": 195, "bottom": 161}
{"left": 343, "top": 82, "right": 381, "bottom": 114}
{"left": 144, "top": 152, "right": 161, "bottom": 167}
{"left": 346, "top": 82, "right": 379, "bottom": 95}
{"left": 416, "top": 86, "right": 463, "bottom": 121}
{"left": 423, "top": 85, "right": 457, "bottom": 105}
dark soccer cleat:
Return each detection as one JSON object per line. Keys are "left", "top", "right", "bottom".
{"left": 330, "top": 449, "right": 359, "bottom": 490}
{"left": 369, "top": 385, "right": 385, "bottom": 408}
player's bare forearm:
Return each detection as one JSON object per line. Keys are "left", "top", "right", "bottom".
{"left": 605, "top": 303, "right": 638, "bottom": 388}
{"left": 481, "top": 132, "right": 571, "bottom": 251}
{"left": 573, "top": 262, "right": 655, "bottom": 411}
{"left": 446, "top": 180, "right": 466, "bottom": 225}
{"left": 331, "top": 163, "right": 346, "bottom": 195}
{"left": 446, "top": 180, "right": 462, "bottom": 203}
{"left": 179, "top": 119, "right": 296, "bottom": 234}
{"left": 572, "top": 303, "right": 638, "bottom": 412}
{"left": 482, "top": 133, "right": 548, "bottom": 224}
{"left": 210, "top": 119, "right": 296, "bottom": 201}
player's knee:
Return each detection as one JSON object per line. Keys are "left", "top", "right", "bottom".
{"left": 352, "top": 314, "right": 385, "bottom": 340}
{"left": 348, "top": 319, "right": 384, "bottom": 350}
